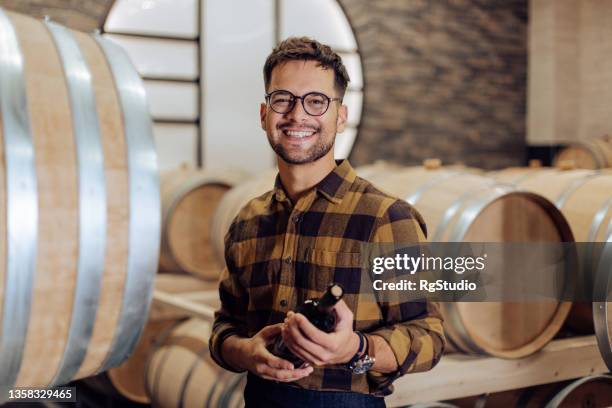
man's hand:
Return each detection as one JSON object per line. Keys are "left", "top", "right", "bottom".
{"left": 222, "top": 324, "right": 313, "bottom": 382}
{"left": 281, "top": 299, "right": 360, "bottom": 366}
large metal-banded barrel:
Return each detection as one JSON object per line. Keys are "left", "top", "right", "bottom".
{"left": 210, "top": 168, "right": 278, "bottom": 264}
{"left": 357, "top": 164, "right": 574, "bottom": 359}
{"left": 145, "top": 318, "right": 246, "bottom": 408}
{"left": 160, "top": 166, "right": 245, "bottom": 280}
{"left": 491, "top": 167, "right": 612, "bottom": 365}
{"left": 554, "top": 135, "right": 612, "bottom": 169}
{"left": 0, "top": 9, "right": 160, "bottom": 395}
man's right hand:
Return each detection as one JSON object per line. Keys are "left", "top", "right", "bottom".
{"left": 221, "top": 324, "right": 314, "bottom": 382}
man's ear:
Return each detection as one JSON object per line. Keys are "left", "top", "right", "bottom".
{"left": 336, "top": 104, "right": 348, "bottom": 133}
{"left": 260, "top": 102, "right": 267, "bottom": 130}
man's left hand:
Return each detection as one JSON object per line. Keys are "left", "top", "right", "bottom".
{"left": 281, "top": 299, "right": 360, "bottom": 366}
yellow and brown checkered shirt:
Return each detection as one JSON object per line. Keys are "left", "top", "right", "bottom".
{"left": 210, "top": 160, "right": 445, "bottom": 396}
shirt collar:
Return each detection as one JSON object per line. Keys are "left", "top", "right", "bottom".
{"left": 273, "top": 159, "right": 356, "bottom": 205}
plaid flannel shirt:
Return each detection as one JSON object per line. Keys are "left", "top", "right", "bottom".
{"left": 210, "top": 159, "right": 445, "bottom": 396}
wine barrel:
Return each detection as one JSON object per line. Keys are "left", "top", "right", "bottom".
{"left": 357, "top": 165, "right": 574, "bottom": 358}
{"left": 85, "top": 275, "right": 218, "bottom": 403}
{"left": 539, "top": 375, "right": 612, "bottom": 407}
{"left": 491, "top": 168, "right": 612, "bottom": 336}
{"left": 554, "top": 135, "right": 612, "bottom": 169}
{"left": 160, "top": 166, "right": 245, "bottom": 280}
{"left": 210, "top": 168, "right": 278, "bottom": 264}
{"left": 145, "top": 318, "right": 246, "bottom": 408}
{"left": 450, "top": 375, "right": 612, "bottom": 407}
{"left": 0, "top": 9, "right": 160, "bottom": 394}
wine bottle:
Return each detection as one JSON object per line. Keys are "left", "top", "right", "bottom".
{"left": 272, "top": 283, "right": 344, "bottom": 368}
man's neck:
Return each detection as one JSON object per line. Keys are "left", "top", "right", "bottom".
{"left": 277, "top": 152, "right": 337, "bottom": 203}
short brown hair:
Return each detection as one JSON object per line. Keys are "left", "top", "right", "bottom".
{"left": 263, "top": 37, "right": 350, "bottom": 100}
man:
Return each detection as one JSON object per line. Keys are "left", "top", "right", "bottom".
{"left": 210, "top": 37, "right": 445, "bottom": 407}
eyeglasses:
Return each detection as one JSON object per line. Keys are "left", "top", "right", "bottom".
{"left": 265, "top": 90, "right": 341, "bottom": 116}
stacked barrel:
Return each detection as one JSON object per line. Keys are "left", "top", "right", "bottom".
{"left": 159, "top": 165, "right": 246, "bottom": 279}
{"left": 146, "top": 319, "right": 246, "bottom": 408}
{"left": 488, "top": 163, "right": 612, "bottom": 371}
{"left": 553, "top": 134, "right": 612, "bottom": 170}
{"left": 448, "top": 374, "right": 612, "bottom": 407}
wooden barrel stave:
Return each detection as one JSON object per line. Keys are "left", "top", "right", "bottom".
{"left": 72, "top": 29, "right": 131, "bottom": 381}
{"left": 8, "top": 11, "right": 80, "bottom": 388}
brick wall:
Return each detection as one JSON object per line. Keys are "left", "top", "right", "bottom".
{"left": 0, "top": 0, "right": 113, "bottom": 32}
{"left": 340, "top": 0, "right": 527, "bottom": 169}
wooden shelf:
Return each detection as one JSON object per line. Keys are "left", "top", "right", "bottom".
{"left": 385, "top": 336, "right": 609, "bottom": 407}
{"left": 150, "top": 289, "right": 218, "bottom": 322}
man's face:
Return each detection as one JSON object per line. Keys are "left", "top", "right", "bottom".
{"left": 260, "top": 60, "right": 347, "bottom": 165}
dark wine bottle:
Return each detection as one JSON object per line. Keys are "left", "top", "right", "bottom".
{"left": 272, "top": 283, "right": 344, "bottom": 368}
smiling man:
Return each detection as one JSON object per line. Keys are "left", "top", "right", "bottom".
{"left": 209, "top": 37, "right": 445, "bottom": 408}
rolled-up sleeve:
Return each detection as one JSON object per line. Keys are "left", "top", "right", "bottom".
{"left": 366, "top": 200, "right": 446, "bottom": 395}
{"left": 209, "top": 229, "right": 249, "bottom": 373}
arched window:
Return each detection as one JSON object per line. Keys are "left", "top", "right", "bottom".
{"left": 104, "top": 0, "right": 363, "bottom": 171}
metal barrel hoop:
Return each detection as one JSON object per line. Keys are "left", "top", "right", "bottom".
{"left": 94, "top": 34, "right": 161, "bottom": 374}
{"left": 44, "top": 20, "right": 107, "bottom": 387}
{"left": 0, "top": 8, "right": 39, "bottom": 396}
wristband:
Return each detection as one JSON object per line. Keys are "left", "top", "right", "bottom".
{"left": 346, "top": 331, "right": 365, "bottom": 368}
{"left": 346, "top": 332, "right": 375, "bottom": 374}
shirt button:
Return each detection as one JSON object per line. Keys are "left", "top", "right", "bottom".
{"left": 285, "top": 256, "right": 292, "bottom": 265}
{"left": 280, "top": 299, "right": 288, "bottom": 307}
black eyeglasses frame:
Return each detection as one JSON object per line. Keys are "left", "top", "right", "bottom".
{"left": 264, "top": 89, "right": 342, "bottom": 116}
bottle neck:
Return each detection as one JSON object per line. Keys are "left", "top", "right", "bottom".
{"left": 316, "top": 284, "right": 343, "bottom": 310}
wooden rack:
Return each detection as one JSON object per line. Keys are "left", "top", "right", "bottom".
{"left": 385, "top": 335, "right": 609, "bottom": 407}
{"left": 151, "top": 289, "right": 218, "bottom": 321}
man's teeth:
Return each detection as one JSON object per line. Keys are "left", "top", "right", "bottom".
{"left": 285, "top": 130, "right": 315, "bottom": 138}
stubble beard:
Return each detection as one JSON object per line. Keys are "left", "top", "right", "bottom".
{"left": 268, "top": 127, "right": 335, "bottom": 165}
